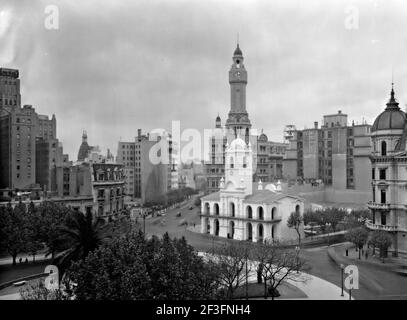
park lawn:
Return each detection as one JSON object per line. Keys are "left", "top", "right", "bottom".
{"left": 233, "top": 281, "right": 307, "bottom": 300}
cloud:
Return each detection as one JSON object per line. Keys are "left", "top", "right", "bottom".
{"left": 2, "top": 0, "right": 407, "bottom": 159}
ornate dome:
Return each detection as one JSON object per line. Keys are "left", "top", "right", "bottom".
{"left": 229, "top": 137, "right": 246, "bottom": 150}
{"left": 372, "top": 86, "right": 406, "bottom": 132}
{"left": 234, "top": 44, "right": 242, "bottom": 56}
{"left": 259, "top": 133, "right": 268, "bottom": 141}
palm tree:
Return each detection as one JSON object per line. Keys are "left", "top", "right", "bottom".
{"left": 54, "top": 210, "right": 106, "bottom": 276}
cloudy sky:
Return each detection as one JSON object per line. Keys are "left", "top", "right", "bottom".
{"left": 1, "top": 0, "right": 407, "bottom": 159}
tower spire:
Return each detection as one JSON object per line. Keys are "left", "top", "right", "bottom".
{"left": 386, "top": 81, "right": 399, "bottom": 109}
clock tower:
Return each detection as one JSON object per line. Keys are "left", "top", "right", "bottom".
{"left": 226, "top": 43, "right": 251, "bottom": 143}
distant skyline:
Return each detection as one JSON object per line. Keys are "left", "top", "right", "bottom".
{"left": 1, "top": 0, "right": 407, "bottom": 160}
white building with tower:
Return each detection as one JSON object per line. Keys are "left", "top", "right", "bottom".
{"left": 200, "top": 135, "right": 304, "bottom": 243}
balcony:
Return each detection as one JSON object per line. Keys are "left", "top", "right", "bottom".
{"left": 367, "top": 201, "right": 390, "bottom": 210}
{"left": 365, "top": 220, "right": 398, "bottom": 232}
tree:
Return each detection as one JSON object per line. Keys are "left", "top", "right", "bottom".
{"left": 26, "top": 202, "right": 44, "bottom": 262}
{"left": 56, "top": 209, "right": 108, "bottom": 275}
{"left": 39, "top": 202, "right": 72, "bottom": 260}
{"left": 0, "top": 202, "right": 29, "bottom": 265}
{"left": 64, "top": 231, "right": 219, "bottom": 300}
{"left": 20, "top": 279, "right": 69, "bottom": 300}
{"left": 253, "top": 240, "right": 307, "bottom": 300}
{"left": 209, "top": 242, "right": 248, "bottom": 299}
{"left": 194, "top": 197, "right": 201, "bottom": 207}
{"left": 344, "top": 209, "right": 371, "bottom": 229}
{"left": 369, "top": 231, "right": 393, "bottom": 263}
{"left": 303, "top": 209, "right": 319, "bottom": 226}
{"left": 287, "top": 211, "right": 303, "bottom": 246}
{"left": 345, "top": 227, "right": 369, "bottom": 259}
{"left": 324, "top": 208, "right": 347, "bottom": 232}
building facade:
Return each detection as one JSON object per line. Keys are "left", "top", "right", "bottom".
{"left": 116, "top": 129, "right": 176, "bottom": 204}
{"left": 116, "top": 141, "right": 136, "bottom": 198}
{"left": 283, "top": 110, "right": 372, "bottom": 192}
{"left": 205, "top": 45, "right": 287, "bottom": 193}
{"left": 366, "top": 85, "right": 407, "bottom": 256}
{"left": 54, "top": 153, "right": 125, "bottom": 221}
{"left": 0, "top": 68, "right": 62, "bottom": 192}
{"left": 201, "top": 136, "right": 304, "bottom": 243}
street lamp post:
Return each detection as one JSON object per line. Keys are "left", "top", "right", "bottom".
{"left": 340, "top": 263, "right": 344, "bottom": 297}
{"left": 245, "top": 241, "right": 249, "bottom": 300}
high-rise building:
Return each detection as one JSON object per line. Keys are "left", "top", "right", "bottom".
{"left": 0, "top": 68, "right": 63, "bottom": 192}
{"left": 366, "top": 85, "right": 407, "bottom": 257}
{"left": 0, "top": 68, "right": 21, "bottom": 109}
{"left": 283, "top": 110, "right": 372, "bottom": 192}
{"left": 116, "top": 129, "right": 175, "bottom": 204}
{"left": 205, "top": 45, "right": 287, "bottom": 193}
{"left": 116, "top": 141, "right": 136, "bottom": 198}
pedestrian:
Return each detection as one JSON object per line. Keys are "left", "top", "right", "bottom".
{"left": 25, "top": 258, "right": 28, "bottom": 264}
{"left": 194, "top": 223, "right": 196, "bottom": 228}
{"left": 19, "top": 257, "right": 22, "bottom": 264}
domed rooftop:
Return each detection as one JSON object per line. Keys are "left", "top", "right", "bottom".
{"left": 259, "top": 132, "right": 268, "bottom": 141}
{"left": 234, "top": 44, "right": 242, "bottom": 56}
{"left": 229, "top": 137, "right": 247, "bottom": 150}
{"left": 372, "top": 85, "right": 406, "bottom": 132}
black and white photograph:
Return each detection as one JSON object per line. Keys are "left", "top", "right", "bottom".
{"left": 0, "top": 0, "right": 407, "bottom": 310}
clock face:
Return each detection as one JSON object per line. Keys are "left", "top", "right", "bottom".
{"left": 235, "top": 71, "right": 241, "bottom": 78}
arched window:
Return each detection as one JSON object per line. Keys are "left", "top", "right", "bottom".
{"left": 258, "top": 206, "right": 264, "bottom": 220}
{"left": 246, "top": 206, "right": 253, "bottom": 219}
{"left": 204, "top": 217, "right": 210, "bottom": 233}
{"left": 381, "top": 141, "right": 387, "bottom": 156}
{"left": 214, "top": 219, "right": 220, "bottom": 236}
{"left": 271, "top": 207, "right": 277, "bottom": 220}
{"left": 295, "top": 204, "right": 300, "bottom": 215}
{"left": 230, "top": 202, "right": 235, "bottom": 217}
{"left": 230, "top": 157, "right": 234, "bottom": 168}
{"left": 214, "top": 203, "right": 219, "bottom": 216}
{"left": 243, "top": 156, "right": 247, "bottom": 168}
{"left": 246, "top": 223, "right": 253, "bottom": 241}
{"left": 228, "top": 221, "right": 235, "bottom": 239}
{"left": 258, "top": 224, "right": 264, "bottom": 243}
{"left": 204, "top": 203, "right": 210, "bottom": 215}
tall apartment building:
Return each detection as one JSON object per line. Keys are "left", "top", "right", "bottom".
{"left": 256, "top": 133, "right": 287, "bottom": 183}
{"left": 205, "top": 45, "right": 287, "bottom": 193}
{"left": 0, "top": 68, "right": 21, "bottom": 109}
{"left": 0, "top": 68, "right": 63, "bottom": 192}
{"left": 116, "top": 141, "right": 136, "bottom": 198}
{"left": 366, "top": 85, "right": 407, "bottom": 256}
{"left": 116, "top": 129, "right": 175, "bottom": 204}
{"left": 283, "top": 110, "right": 372, "bottom": 192}
{"left": 35, "top": 137, "right": 70, "bottom": 192}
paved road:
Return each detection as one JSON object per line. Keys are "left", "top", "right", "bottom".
{"left": 142, "top": 198, "right": 407, "bottom": 300}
